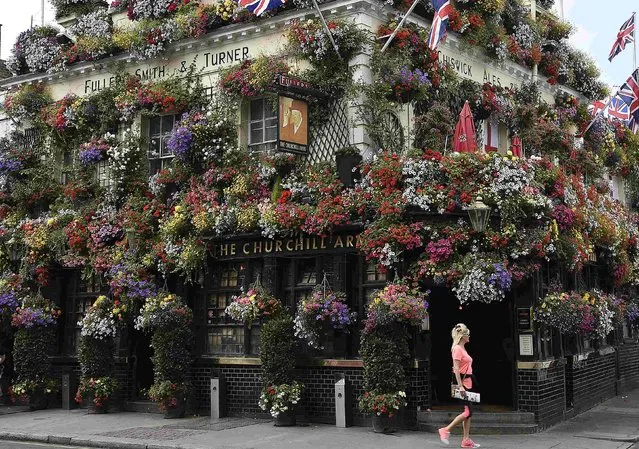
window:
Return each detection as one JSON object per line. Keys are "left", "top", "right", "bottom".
{"left": 482, "top": 118, "right": 499, "bottom": 152}
{"left": 97, "top": 160, "right": 112, "bottom": 188}
{"left": 148, "top": 115, "right": 178, "bottom": 174}
{"left": 69, "top": 273, "right": 104, "bottom": 354}
{"left": 282, "top": 258, "right": 319, "bottom": 309}
{"left": 362, "top": 261, "right": 387, "bottom": 303}
{"left": 61, "top": 150, "right": 73, "bottom": 185}
{"left": 249, "top": 98, "right": 277, "bottom": 150}
{"left": 205, "top": 261, "right": 263, "bottom": 355}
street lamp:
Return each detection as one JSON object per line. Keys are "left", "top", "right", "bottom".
{"left": 465, "top": 196, "right": 491, "bottom": 232}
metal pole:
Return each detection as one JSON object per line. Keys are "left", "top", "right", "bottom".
{"left": 41, "top": 0, "right": 45, "bottom": 26}
{"left": 381, "top": 0, "right": 421, "bottom": 53}
{"left": 634, "top": 12, "right": 637, "bottom": 71}
{"left": 0, "top": 24, "right": 3, "bottom": 60}
{"left": 310, "top": 0, "right": 342, "bottom": 60}
{"left": 559, "top": 0, "right": 564, "bottom": 20}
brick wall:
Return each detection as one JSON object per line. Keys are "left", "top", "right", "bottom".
{"left": 617, "top": 341, "right": 639, "bottom": 393}
{"left": 566, "top": 350, "right": 616, "bottom": 414}
{"left": 517, "top": 360, "right": 565, "bottom": 429}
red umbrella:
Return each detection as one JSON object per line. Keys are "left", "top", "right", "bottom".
{"left": 453, "top": 101, "right": 477, "bottom": 153}
{"left": 510, "top": 135, "right": 523, "bottom": 158}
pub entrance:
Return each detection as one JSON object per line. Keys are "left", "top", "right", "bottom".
{"left": 429, "top": 287, "right": 515, "bottom": 409}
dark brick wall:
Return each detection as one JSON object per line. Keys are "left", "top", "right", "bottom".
{"left": 617, "top": 342, "right": 639, "bottom": 393}
{"left": 566, "top": 350, "right": 616, "bottom": 414}
{"left": 517, "top": 360, "right": 565, "bottom": 429}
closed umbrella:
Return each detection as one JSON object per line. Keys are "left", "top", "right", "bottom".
{"left": 510, "top": 135, "right": 523, "bottom": 158}
{"left": 453, "top": 101, "right": 477, "bottom": 153}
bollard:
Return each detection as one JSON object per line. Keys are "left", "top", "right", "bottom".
{"left": 210, "top": 376, "right": 226, "bottom": 419}
{"left": 61, "top": 373, "right": 76, "bottom": 410}
{"left": 335, "top": 378, "right": 352, "bottom": 427}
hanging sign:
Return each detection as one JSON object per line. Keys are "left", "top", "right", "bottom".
{"left": 278, "top": 95, "right": 308, "bottom": 154}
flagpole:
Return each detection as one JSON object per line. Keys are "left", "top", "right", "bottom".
{"left": 310, "top": 0, "right": 342, "bottom": 60}
{"left": 381, "top": 0, "right": 421, "bottom": 53}
{"left": 634, "top": 12, "right": 637, "bottom": 70}
{"left": 583, "top": 95, "right": 617, "bottom": 135}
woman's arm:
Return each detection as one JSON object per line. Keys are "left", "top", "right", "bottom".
{"left": 452, "top": 358, "right": 465, "bottom": 391}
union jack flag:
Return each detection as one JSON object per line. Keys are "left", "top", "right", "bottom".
{"left": 629, "top": 116, "right": 639, "bottom": 134}
{"left": 237, "top": 0, "right": 285, "bottom": 16}
{"left": 428, "top": 0, "right": 452, "bottom": 50}
{"left": 618, "top": 68, "right": 639, "bottom": 129}
{"left": 607, "top": 96, "right": 630, "bottom": 121}
{"left": 608, "top": 13, "right": 635, "bottom": 62}
{"left": 590, "top": 100, "right": 606, "bottom": 118}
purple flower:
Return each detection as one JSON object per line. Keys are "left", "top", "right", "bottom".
{"left": 167, "top": 126, "right": 193, "bottom": 160}
{"left": 0, "top": 158, "right": 23, "bottom": 172}
{"left": 488, "top": 263, "right": 512, "bottom": 291}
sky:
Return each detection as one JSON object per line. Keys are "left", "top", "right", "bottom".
{"left": 0, "top": 0, "right": 637, "bottom": 93}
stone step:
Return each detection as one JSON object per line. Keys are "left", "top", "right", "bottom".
{"left": 419, "top": 410, "right": 536, "bottom": 424}
{"left": 420, "top": 422, "right": 539, "bottom": 435}
{"left": 125, "top": 400, "right": 162, "bottom": 414}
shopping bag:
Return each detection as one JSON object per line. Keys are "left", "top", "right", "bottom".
{"left": 450, "top": 385, "right": 481, "bottom": 403}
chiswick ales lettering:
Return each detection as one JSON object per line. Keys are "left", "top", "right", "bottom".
{"left": 213, "top": 235, "right": 358, "bottom": 257}
{"left": 84, "top": 46, "right": 250, "bottom": 94}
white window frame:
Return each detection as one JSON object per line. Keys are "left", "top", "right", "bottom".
{"left": 482, "top": 118, "right": 499, "bottom": 152}
{"left": 248, "top": 98, "right": 278, "bottom": 150}
{"left": 147, "top": 114, "right": 179, "bottom": 174}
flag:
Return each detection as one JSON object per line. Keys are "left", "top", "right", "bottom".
{"left": 607, "top": 96, "right": 630, "bottom": 121}
{"left": 590, "top": 100, "right": 606, "bottom": 118}
{"left": 428, "top": 0, "right": 452, "bottom": 50}
{"left": 618, "top": 68, "right": 639, "bottom": 129}
{"left": 453, "top": 101, "right": 477, "bottom": 153}
{"left": 608, "top": 13, "right": 635, "bottom": 62}
{"left": 629, "top": 116, "right": 639, "bottom": 134}
{"left": 237, "top": 0, "right": 285, "bottom": 16}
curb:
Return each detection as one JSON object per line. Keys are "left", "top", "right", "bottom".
{"left": 0, "top": 432, "right": 179, "bottom": 449}
{"left": 575, "top": 434, "right": 639, "bottom": 444}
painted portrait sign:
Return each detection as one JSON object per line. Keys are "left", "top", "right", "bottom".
{"left": 278, "top": 95, "right": 308, "bottom": 154}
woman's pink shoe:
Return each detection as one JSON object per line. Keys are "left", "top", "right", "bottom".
{"left": 461, "top": 438, "right": 480, "bottom": 448}
{"left": 438, "top": 427, "right": 450, "bottom": 445}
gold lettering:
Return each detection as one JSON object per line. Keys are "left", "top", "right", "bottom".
{"left": 230, "top": 243, "right": 236, "bottom": 255}
{"left": 275, "top": 240, "right": 283, "bottom": 252}
{"left": 346, "top": 235, "right": 355, "bottom": 248}
{"left": 320, "top": 237, "right": 326, "bottom": 249}
{"left": 220, "top": 244, "right": 229, "bottom": 256}
{"left": 295, "top": 237, "right": 304, "bottom": 251}
{"left": 286, "top": 239, "right": 294, "bottom": 251}
{"left": 305, "top": 238, "right": 311, "bottom": 250}
{"left": 334, "top": 236, "right": 344, "bottom": 248}
{"left": 253, "top": 241, "right": 262, "bottom": 254}
{"left": 264, "top": 241, "right": 273, "bottom": 253}
{"left": 312, "top": 238, "right": 318, "bottom": 250}
{"left": 243, "top": 243, "right": 250, "bottom": 255}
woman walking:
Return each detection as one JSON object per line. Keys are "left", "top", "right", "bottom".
{"left": 438, "top": 323, "right": 480, "bottom": 448}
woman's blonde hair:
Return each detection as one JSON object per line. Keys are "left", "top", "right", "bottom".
{"left": 451, "top": 323, "right": 470, "bottom": 351}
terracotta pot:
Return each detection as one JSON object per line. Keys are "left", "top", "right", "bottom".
{"left": 274, "top": 408, "right": 296, "bottom": 427}
{"left": 88, "top": 400, "right": 109, "bottom": 414}
{"left": 372, "top": 413, "right": 397, "bottom": 433}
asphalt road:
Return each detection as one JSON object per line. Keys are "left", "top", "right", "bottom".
{"left": 0, "top": 442, "right": 93, "bottom": 449}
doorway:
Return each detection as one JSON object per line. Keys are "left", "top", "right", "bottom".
{"left": 429, "top": 287, "right": 515, "bottom": 408}
{"left": 130, "top": 329, "right": 154, "bottom": 400}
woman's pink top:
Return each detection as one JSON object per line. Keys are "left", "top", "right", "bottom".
{"left": 452, "top": 344, "right": 473, "bottom": 389}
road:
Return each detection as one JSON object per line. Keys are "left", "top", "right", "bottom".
{"left": 0, "top": 442, "right": 93, "bottom": 449}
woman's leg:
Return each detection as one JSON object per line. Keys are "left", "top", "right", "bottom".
{"left": 445, "top": 412, "right": 466, "bottom": 431}
{"left": 462, "top": 417, "right": 471, "bottom": 440}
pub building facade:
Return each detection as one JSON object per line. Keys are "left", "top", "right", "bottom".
{"left": 1, "top": 0, "right": 638, "bottom": 431}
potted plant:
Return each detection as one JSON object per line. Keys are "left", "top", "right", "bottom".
{"left": 259, "top": 311, "right": 302, "bottom": 426}
{"left": 75, "top": 376, "right": 119, "bottom": 413}
{"left": 135, "top": 292, "right": 193, "bottom": 419}
{"left": 10, "top": 293, "right": 61, "bottom": 410}
{"left": 359, "top": 282, "right": 428, "bottom": 432}
{"left": 335, "top": 146, "right": 362, "bottom": 187}
{"left": 76, "top": 296, "right": 118, "bottom": 413}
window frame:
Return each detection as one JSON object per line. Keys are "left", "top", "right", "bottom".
{"left": 147, "top": 114, "right": 179, "bottom": 174}
{"left": 248, "top": 97, "right": 278, "bottom": 151}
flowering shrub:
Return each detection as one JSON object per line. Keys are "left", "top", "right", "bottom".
{"left": 294, "top": 288, "right": 355, "bottom": 349}
{"left": 225, "top": 284, "right": 282, "bottom": 324}
{"left": 364, "top": 282, "right": 429, "bottom": 332}
{"left": 358, "top": 390, "right": 407, "bottom": 417}
{"left": 79, "top": 134, "right": 115, "bottom": 165}
{"left": 0, "top": 274, "right": 23, "bottom": 318}
{"left": 135, "top": 292, "right": 192, "bottom": 332}
{"left": 7, "top": 26, "right": 62, "bottom": 75}
{"left": 11, "top": 295, "right": 61, "bottom": 329}
{"left": 286, "top": 19, "right": 365, "bottom": 63}
{"left": 75, "top": 376, "right": 119, "bottom": 408}
{"left": 258, "top": 382, "right": 303, "bottom": 418}
{"left": 453, "top": 259, "right": 513, "bottom": 304}
{"left": 79, "top": 295, "right": 118, "bottom": 339}
{"left": 148, "top": 380, "right": 187, "bottom": 410}
{"left": 382, "top": 67, "right": 431, "bottom": 103}
{"left": 2, "top": 84, "right": 52, "bottom": 122}
{"left": 220, "top": 56, "right": 290, "bottom": 98}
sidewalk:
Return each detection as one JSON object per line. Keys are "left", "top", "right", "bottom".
{"left": 1, "top": 390, "right": 639, "bottom": 449}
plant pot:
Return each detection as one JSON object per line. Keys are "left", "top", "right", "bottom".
{"left": 372, "top": 413, "right": 397, "bottom": 433}
{"left": 163, "top": 396, "right": 186, "bottom": 419}
{"left": 336, "top": 153, "right": 362, "bottom": 187}
{"left": 28, "top": 390, "right": 48, "bottom": 411}
{"left": 274, "top": 408, "right": 296, "bottom": 427}
{"left": 88, "top": 400, "right": 109, "bottom": 414}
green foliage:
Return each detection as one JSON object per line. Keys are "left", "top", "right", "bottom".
{"left": 78, "top": 336, "right": 114, "bottom": 378}
{"left": 151, "top": 326, "right": 193, "bottom": 383}
{"left": 413, "top": 102, "right": 455, "bottom": 151}
{"left": 13, "top": 327, "right": 54, "bottom": 387}
{"left": 359, "top": 324, "right": 410, "bottom": 393}
{"left": 259, "top": 311, "right": 296, "bottom": 386}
